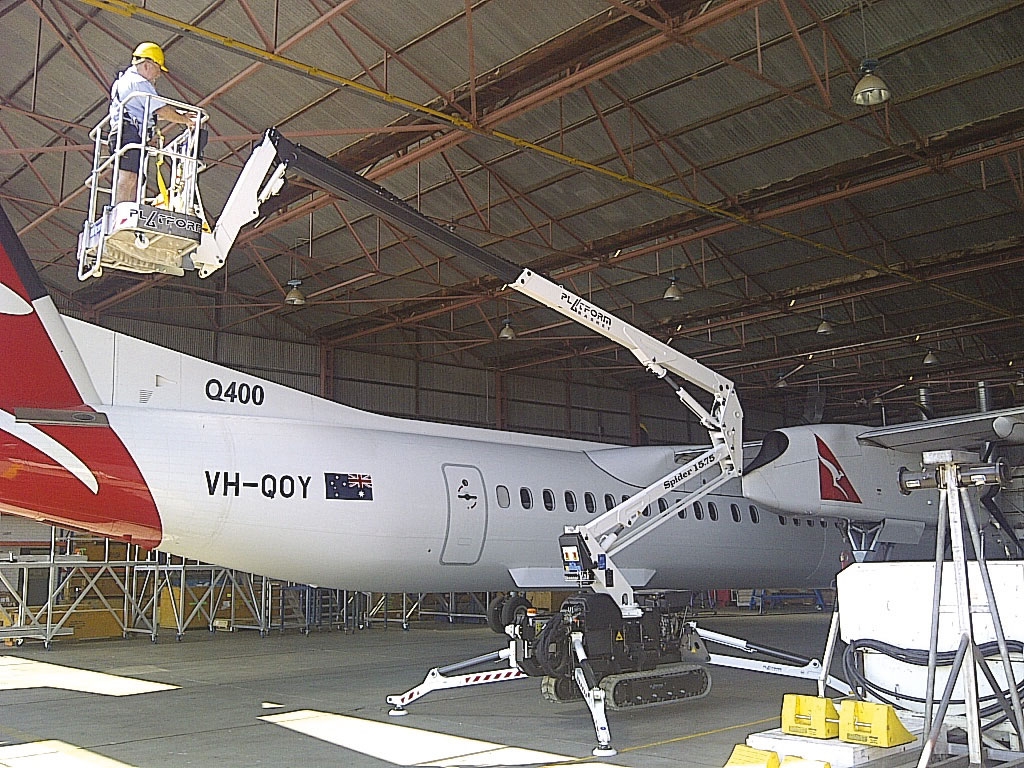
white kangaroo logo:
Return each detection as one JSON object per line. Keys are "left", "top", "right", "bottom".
{"left": 818, "top": 451, "right": 853, "bottom": 501}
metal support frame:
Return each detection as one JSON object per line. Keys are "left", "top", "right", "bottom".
{"left": 907, "top": 452, "right": 1024, "bottom": 768}
{"left": 0, "top": 529, "right": 141, "bottom": 648}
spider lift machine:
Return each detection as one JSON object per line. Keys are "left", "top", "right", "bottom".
{"left": 76, "top": 126, "right": 850, "bottom": 754}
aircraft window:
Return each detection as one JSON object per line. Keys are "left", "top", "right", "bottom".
{"left": 793, "top": 517, "right": 801, "bottom": 526}
{"left": 677, "top": 504, "right": 687, "bottom": 519}
{"left": 693, "top": 501, "right": 704, "bottom": 520}
{"left": 708, "top": 502, "right": 719, "bottom": 522}
{"left": 658, "top": 498, "right": 669, "bottom": 513}
{"left": 520, "top": 487, "right": 533, "bottom": 509}
{"left": 496, "top": 485, "right": 510, "bottom": 509}
{"left": 543, "top": 489, "right": 556, "bottom": 511}
{"left": 604, "top": 494, "right": 616, "bottom": 511}
{"left": 642, "top": 504, "right": 652, "bottom": 517}
{"left": 622, "top": 494, "right": 630, "bottom": 503}
{"left": 565, "top": 491, "right": 577, "bottom": 512}
{"left": 778, "top": 515, "right": 787, "bottom": 525}
{"left": 820, "top": 519, "right": 827, "bottom": 528}
{"left": 749, "top": 505, "right": 760, "bottom": 524}
{"left": 731, "top": 503, "right": 741, "bottom": 523}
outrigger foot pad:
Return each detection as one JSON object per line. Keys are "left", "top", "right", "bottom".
{"left": 388, "top": 707, "right": 408, "bottom": 717}
{"left": 593, "top": 746, "right": 617, "bottom": 757}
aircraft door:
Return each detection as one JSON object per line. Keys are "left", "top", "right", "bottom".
{"left": 440, "top": 464, "right": 487, "bottom": 565}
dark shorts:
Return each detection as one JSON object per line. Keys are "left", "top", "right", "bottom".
{"left": 111, "top": 121, "right": 144, "bottom": 174}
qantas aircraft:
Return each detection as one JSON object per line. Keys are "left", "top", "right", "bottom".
{"left": 2, "top": 200, "right": 1021, "bottom": 616}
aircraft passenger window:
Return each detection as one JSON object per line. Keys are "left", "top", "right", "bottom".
{"left": 731, "top": 503, "right": 741, "bottom": 523}
{"left": 520, "top": 487, "right": 533, "bottom": 509}
{"left": 496, "top": 485, "right": 511, "bottom": 509}
{"left": 543, "top": 489, "right": 556, "bottom": 511}
{"left": 820, "top": 519, "right": 827, "bottom": 527}
{"left": 778, "top": 515, "right": 787, "bottom": 525}
{"left": 658, "top": 498, "right": 669, "bottom": 513}
{"left": 708, "top": 502, "right": 719, "bottom": 521}
{"left": 749, "top": 505, "right": 760, "bottom": 524}
{"left": 642, "top": 504, "right": 651, "bottom": 517}
{"left": 677, "top": 504, "right": 687, "bottom": 519}
{"left": 793, "top": 517, "right": 801, "bottom": 526}
{"left": 565, "top": 491, "right": 577, "bottom": 512}
{"left": 604, "top": 493, "right": 615, "bottom": 511}
{"left": 622, "top": 494, "right": 630, "bottom": 503}
{"left": 585, "top": 492, "right": 597, "bottom": 514}
{"left": 693, "top": 501, "right": 704, "bottom": 520}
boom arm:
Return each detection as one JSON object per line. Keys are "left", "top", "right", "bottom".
{"left": 207, "top": 128, "right": 743, "bottom": 616}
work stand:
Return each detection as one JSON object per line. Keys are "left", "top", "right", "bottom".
{"left": 902, "top": 451, "right": 1024, "bottom": 768}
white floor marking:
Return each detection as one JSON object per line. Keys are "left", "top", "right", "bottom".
{"left": 0, "top": 740, "right": 139, "bottom": 767}
{"left": 0, "top": 657, "right": 176, "bottom": 696}
{"left": 261, "top": 709, "right": 623, "bottom": 766}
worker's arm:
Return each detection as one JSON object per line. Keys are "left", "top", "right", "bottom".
{"left": 155, "top": 104, "right": 199, "bottom": 125}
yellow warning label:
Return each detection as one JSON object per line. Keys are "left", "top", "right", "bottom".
{"left": 615, "top": 631, "right": 624, "bottom": 641}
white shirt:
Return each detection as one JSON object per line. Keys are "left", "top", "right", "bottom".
{"left": 109, "top": 65, "right": 166, "bottom": 128}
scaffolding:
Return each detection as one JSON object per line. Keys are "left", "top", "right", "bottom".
{"left": 0, "top": 527, "right": 503, "bottom": 647}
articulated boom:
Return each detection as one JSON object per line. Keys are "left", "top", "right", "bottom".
{"left": 511, "top": 270, "right": 743, "bottom": 616}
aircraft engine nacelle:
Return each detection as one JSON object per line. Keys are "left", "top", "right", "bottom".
{"left": 742, "top": 423, "right": 939, "bottom": 525}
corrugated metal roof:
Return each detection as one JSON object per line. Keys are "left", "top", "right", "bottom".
{"left": 2, "top": 0, "right": 1023, "bottom": 422}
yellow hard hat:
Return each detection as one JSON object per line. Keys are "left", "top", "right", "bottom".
{"left": 132, "top": 42, "right": 168, "bottom": 72}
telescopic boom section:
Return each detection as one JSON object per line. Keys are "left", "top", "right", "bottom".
{"left": 213, "top": 129, "right": 743, "bottom": 616}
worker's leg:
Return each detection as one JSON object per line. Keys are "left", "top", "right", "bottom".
{"left": 114, "top": 170, "right": 139, "bottom": 206}
{"left": 112, "top": 122, "right": 143, "bottom": 206}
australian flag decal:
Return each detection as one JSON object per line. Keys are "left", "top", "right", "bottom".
{"left": 325, "top": 473, "right": 374, "bottom": 501}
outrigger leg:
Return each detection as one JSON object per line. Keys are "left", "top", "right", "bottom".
{"left": 568, "top": 631, "right": 616, "bottom": 756}
{"left": 386, "top": 644, "right": 526, "bottom": 716}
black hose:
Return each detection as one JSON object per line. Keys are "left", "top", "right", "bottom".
{"left": 843, "top": 638, "right": 1024, "bottom": 720}
{"left": 535, "top": 611, "right": 571, "bottom": 678}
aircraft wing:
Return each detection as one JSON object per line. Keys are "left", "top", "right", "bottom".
{"left": 855, "top": 405, "right": 1024, "bottom": 452}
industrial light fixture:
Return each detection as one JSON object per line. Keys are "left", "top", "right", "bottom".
{"left": 852, "top": 60, "right": 890, "bottom": 106}
{"left": 816, "top": 319, "right": 834, "bottom": 335}
{"left": 498, "top": 318, "right": 517, "bottom": 340}
{"left": 852, "top": 2, "right": 890, "bottom": 106}
{"left": 922, "top": 350, "right": 938, "bottom": 366}
{"left": 284, "top": 279, "right": 306, "bottom": 305}
{"left": 663, "top": 276, "right": 683, "bottom": 301}
{"left": 774, "top": 363, "right": 806, "bottom": 388}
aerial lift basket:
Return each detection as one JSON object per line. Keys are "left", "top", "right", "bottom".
{"left": 77, "top": 93, "right": 210, "bottom": 281}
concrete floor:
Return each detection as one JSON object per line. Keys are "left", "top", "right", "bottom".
{"left": 0, "top": 609, "right": 839, "bottom": 767}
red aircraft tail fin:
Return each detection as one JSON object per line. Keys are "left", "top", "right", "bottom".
{"left": 0, "top": 204, "right": 161, "bottom": 546}
{"left": 0, "top": 206, "right": 100, "bottom": 411}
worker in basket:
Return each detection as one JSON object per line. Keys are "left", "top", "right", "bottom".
{"left": 109, "top": 42, "right": 201, "bottom": 205}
